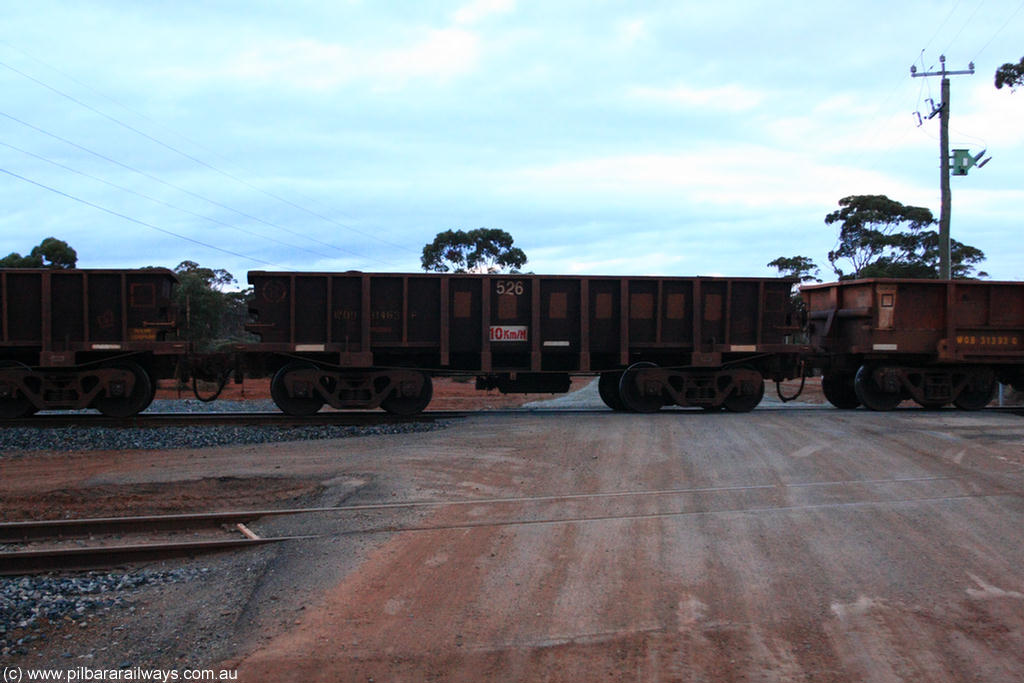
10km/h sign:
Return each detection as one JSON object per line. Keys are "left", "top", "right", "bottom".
{"left": 489, "top": 325, "right": 528, "bottom": 342}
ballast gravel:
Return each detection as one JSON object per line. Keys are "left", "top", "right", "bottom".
{"left": 0, "top": 421, "right": 446, "bottom": 454}
{"left": 0, "top": 400, "right": 448, "bottom": 454}
{"left": 0, "top": 568, "right": 205, "bottom": 658}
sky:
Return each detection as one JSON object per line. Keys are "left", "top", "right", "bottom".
{"left": 2, "top": 0, "right": 1023, "bottom": 285}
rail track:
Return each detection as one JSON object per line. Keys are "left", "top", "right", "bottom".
{"left": 0, "top": 511, "right": 314, "bottom": 575}
{"left": 6, "top": 468, "right": 1019, "bottom": 576}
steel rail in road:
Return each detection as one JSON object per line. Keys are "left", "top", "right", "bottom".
{"left": 0, "top": 537, "right": 310, "bottom": 575}
{"left": 0, "top": 511, "right": 314, "bottom": 575}
{"left": 0, "top": 511, "right": 302, "bottom": 543}
{"left": 4, "top": 464, "right": 1019, "bottom": 574}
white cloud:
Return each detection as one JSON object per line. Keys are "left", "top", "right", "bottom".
{"left": 617, "top": 18, "right": 648, "bottom": 45}
{"left": 765, "top": 81, "right": 1024, "bottom": 163}
{"left": 627, "top": 83, "right": 765, "bottom": 113}
{"left": 952, "top": 188, "right": 1024, "bottom": 217}
{"left": 509, "top": 146, "right": 926, "bottom": 210}
{"left": 764, "top": 110, "right": 921, "bottom": 155}
{"left": 160, "top": 30, "right": 482, "bottom": 91}
{"left": 453, "top": 0, "right": 515, "bottom": 26}
{"left": 372, "top": 29, "right": 481, "bottom": 86}
{"left": 953, "top": 82, "right": 1024, "bottom": 148}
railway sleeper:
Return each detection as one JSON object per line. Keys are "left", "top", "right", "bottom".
{"left": 271, "top": 363, "right": 433, "bottom": 416}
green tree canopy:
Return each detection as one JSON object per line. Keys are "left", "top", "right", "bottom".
{"left": 995, "top": 56, "right": 1024, "bottom": 90}
{"left": 421, "top": 228, "right": 527, "bottom": 273}
{"left": 174, "top": 260, "right": 236, "bottom": 289}
{"left": 767, "top": 255, "right": 821, "bottom": 283}
{"left": 171, "top": 261, "right": 249, "bottom": 351}
{"left": 0, "top": 237, "right": 77, "bottom": 268}
{"left": 824, "top": 194, "right": 985, "bottom": 279}
{"left": 769, "top": 195, "right": 987, "bottom": 282}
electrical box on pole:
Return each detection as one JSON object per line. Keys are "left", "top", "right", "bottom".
{"left": 951, "top": 148, "right": 991, "bottom": 175}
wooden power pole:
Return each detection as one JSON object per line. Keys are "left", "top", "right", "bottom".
{"left": 910, "top": 55, "right": 974, "bottom": 280}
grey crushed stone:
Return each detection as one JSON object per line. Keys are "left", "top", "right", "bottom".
{"left": 0, "top": 568, "right": 206, "bottom": 658}
{"left": 1, "top": 400, "right": 448, "bottom": 454}
{"left": 0, "top": 422, "right": 445, "bottom": 454}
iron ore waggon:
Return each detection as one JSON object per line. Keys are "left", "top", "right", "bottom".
{"left": 802, "top": 278, "right": 1024, "bottom": 410}
{"left": 243, "top": 271, "right": 806, "bottom": 415}
{"left": 0, "top": 268, "right": 187, "bottom": 417}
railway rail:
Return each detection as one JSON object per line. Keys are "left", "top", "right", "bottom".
{"left": 0, "top": 511, "right": 314, "bottom": 575}
{"left": 6, "top": 465, "right": 1020, "bottom": 575}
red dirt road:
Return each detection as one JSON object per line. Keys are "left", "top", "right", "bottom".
{"left": 223, "top": 406, "right": 1024, "bottom": 682}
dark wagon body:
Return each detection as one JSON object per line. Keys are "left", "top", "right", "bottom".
{"left": 0, "top": 268, "right": 186, "bottom": 417}
{"left": 244, "top": 271, "right": 806, "bottom": 415}
{"left": 802, "top": 278, "right": 1024, "bottom": 410}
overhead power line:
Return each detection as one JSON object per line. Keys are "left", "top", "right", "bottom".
{"left": 0, "top": 138, "right": 329, "bottom": 260}
{"left": 0, "top": 167, "right": 277, "bottom": 267}
{"left": 0, "top": 54, "right": 416, "bottom": 254}
{"left": 0, "top": 109, "right": 389, "bottom": 264}
{"left": 940, "top": 0, "right": 987, "bottom": 58}
{"left": 972, "top": 0, "right": 1024, "bottom": 62}
{"left": 920, "top": 0, "right": 965, "bottom": 57}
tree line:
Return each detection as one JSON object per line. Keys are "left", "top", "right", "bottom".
{"left": 769, "top": 194, "right": 986, "bottom": 283}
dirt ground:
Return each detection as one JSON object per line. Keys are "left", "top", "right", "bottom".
{"left": 4, "top": 386, "right": 1024, "bottom": 681}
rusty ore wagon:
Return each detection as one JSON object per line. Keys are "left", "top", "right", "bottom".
{"left": 0, "top": 268, "right": 186, "bottom": 417}
{"left": 802, "top": 278, "right": 1024, "bottom": 410}
{"left": 243, "top": 271, "right": 806, "bottom": 415}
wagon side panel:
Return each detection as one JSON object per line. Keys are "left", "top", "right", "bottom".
{"left": 947, "top": 281, "right": 1024, "bottom": 362}
{"left": 247, "top": 271, "right": 295, "bottom": 346}
{"left": 5, "top": 271, "right": 43, "bottom": 345}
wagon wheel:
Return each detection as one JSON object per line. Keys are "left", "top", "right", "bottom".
{"left": 953, "top": 373, "right": 996, "bottom": 411}
{"left": 821, "top": 373, "right": 860, "bottom": 409}
{"left": 618, "top": 362, "right": 664, "bottom": 413}
{"left": 93, "top": 361, "right": 154, "bottom": 417}
{"left": 722, "top": 368, "right": 765, "bottom": 413}
{"left": 0, "top": 395, "right": 34, "bottom": 419}
{"left": 0, "top": 360, "right": 36, "bottom": 419}
{"left": 597, "top": 372, "right": 627, "bottom": 411}
{"left": 270, "top": 362, "right": 325, "bottom": 416}
{"left": 853, "top": 364, "right": 901, "bottom": 412}
{"left": 381, "top": 372, "right": 433, "bottom": 416}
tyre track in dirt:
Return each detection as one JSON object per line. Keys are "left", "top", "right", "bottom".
{"left": 228, "top": 409, "right": 1024, "bottom": 682}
